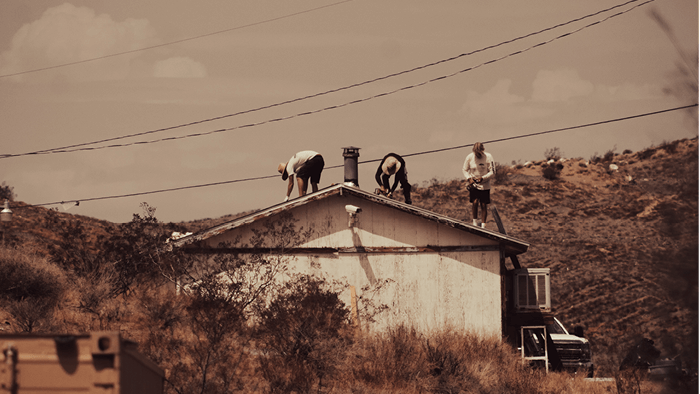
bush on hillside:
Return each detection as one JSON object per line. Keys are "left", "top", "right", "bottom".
{"left": 542, "top": 162, "right": 564, "bottom": 180}
{"left": 603, "top": 147, "right": 617, "bottom": 162}
{"left": 49, "top": 218, "right": 104, "bottom": 276}
{"left": 257, "top": 274, "right": 352, "bottom": 393}
{"left": 0, "top": 246, "right": 65, "bottom": 302}
{"left": 0, "top": 181, "right": 15, "bottom": 201}
{"left": 493, "top": 162, "right": 510, "bottom": 185}
{"left": 103, "top": 203, "right": 177, "bottom": 294}
{"left": 0, "top": 246, "right": 66, "bottom": 333}
{"left": 6, "top": 298, "right": 59, "bottom": 333}
{"left": 544, "top": 147, "right": 563, "bottom": 161}
{"left": 342, "top": 326, "right": 548, "bottom": 393}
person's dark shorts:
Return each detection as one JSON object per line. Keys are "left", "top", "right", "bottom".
{"left": 296, "top": 154, "right": 324, "bottom": 184}
{"left": 469, "top": 188, "right": 490, "bottom": 204}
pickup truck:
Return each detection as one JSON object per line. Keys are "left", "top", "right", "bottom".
{"left": 521, "top": 317, "right": 593, "bottom": 375}
{"left": 547, "top": 317, "right": 593, "bottom": 374}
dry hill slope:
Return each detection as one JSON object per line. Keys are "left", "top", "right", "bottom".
{"left": 409, "top": 138, "right": 698, "bottom": 369}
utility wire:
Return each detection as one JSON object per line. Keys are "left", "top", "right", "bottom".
{"left": 1, "top": 0, "right": 650, "bottom": 159}
{"left": 0, "top": 0, "right": 355, "bottom": 79}
{"left": 29, "top": 103, "right": 697, "bottom": 208}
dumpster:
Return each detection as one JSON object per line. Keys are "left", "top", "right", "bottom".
{"left": 0, "top": 331, "right": 163, "bottom": 393}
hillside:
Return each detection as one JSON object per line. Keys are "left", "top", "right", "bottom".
{"left": 408, "top": 138, "right": 698, "bottom": 368}
{"left": 1, "top": 138, "right": 697, "bottom": 372}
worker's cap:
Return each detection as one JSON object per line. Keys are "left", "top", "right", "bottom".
{"left": 278, "top": 162, "right": 289, "bottom": 180}
{"left": 382, "top": 157, "right": 401, "bottom": 175}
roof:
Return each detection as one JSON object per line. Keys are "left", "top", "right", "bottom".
{"left": 172, "top": 183, "right": 529, "bottom": 255}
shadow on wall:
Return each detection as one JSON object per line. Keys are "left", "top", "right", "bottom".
{"left": 351, "top": 226, "right": 377, "bottom": 285}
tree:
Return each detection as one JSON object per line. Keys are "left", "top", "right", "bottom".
{"left": 256, "top": 274, "right": 352, "bottom": 393}
{"left": 137, "top": 212, "right": 333, "bottom": 394}
{"left": 649, "top": 8, "right": 698, "bottom": 128}
{"left": 0, "top": 182, "right": 15, "bottom": 201}
{"left": 102, "top": 203, "right": 179, "bottom": 295}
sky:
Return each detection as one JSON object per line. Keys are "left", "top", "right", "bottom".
{"left": 0, "top": 0, "right": 697, "bottom": 224}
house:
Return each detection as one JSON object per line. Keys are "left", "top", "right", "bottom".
{"left": 173, "top": 183, "right": 529, "bottom": 337}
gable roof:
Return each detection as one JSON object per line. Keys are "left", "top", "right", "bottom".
{"left": 173, "top": 184, "right": 529, "bottom": 255}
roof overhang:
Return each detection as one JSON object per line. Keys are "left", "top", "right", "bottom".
{"left": 172, "top": 184, "right": 529, "bottom": 255}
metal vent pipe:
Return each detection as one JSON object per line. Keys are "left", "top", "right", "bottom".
{"left": 342, "top": 146, "right": 360, "bottom": 187}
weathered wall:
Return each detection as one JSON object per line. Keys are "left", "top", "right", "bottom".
{"left": 204, "top": 194, "right": 495, "bottom": 248}
{"left": 286, "top": 251, "right": 502, "bottom": 335}
{"left": 198, "top": 194, "right": 503, "bottom": 335}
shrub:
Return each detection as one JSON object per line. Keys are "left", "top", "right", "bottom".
{"left": 542, "top": 162, "right": 564, "bottom": 180}
{"left": 603, "top": 146, "right": 617, "bottom": 162}
{"left": 0, "top": 245, "right": 66, "bottom": 302}
{"left": 342, "top": 327, "right": 546, "bottom": 393}
{"left": 256, "top": 274, "right": 352, "bottom": 393}
{"left": 493, "top": 162, "right": 510, "bottom": 185}
{"left": 49, "top": 218, "right": 104, "bottom": 276}
{"left": 544, "top": 147, "right": 563, "bottom": 161}
{"left": 637, "top": 146, "right": 657, "bottom": 160}
{"left": 102, "top": 203, "right": 175, "bottom": 294}
{"left": 0, "top": 246, "right": 66, "bottom": 333}
{"left": 0, "top": 182, "right": 15, "bottom": 201}
{"left": 6, "top": 298, "right": 58, "bottom": 333}
{"left": 348, "top": 325, "right": 429, "bottom": 389}
{"left": 659, "top": 140, "right": 679, "bottom": 154}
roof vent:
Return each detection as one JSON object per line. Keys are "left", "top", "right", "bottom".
{"left": 342, "top": 146, "right": 360, "bottom": 187}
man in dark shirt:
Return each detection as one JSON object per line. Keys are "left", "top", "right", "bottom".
{"left": 375, "top": 153, "right": 412, "bottom": 204}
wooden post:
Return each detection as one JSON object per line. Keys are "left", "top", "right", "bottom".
{"left": 491, "top": 206, "right": 507, "bottom": 234}
{"left": 350, "top": 286, "right": 360, "bottom": 330}
{"left": 491, "top": 206, "right": 521, "bottom": 269}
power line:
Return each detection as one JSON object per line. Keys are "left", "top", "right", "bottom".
{"left": 29, "top": 103, "right": 697, "bottom": 208}
{"left": 1, "top": 0, "right": 651, "bottom": 159}
{"left": 0, "top": 0, "right": 355, "bottom": 80}
{"left": 398, "top": 103, "right": 699, "bottom": 159}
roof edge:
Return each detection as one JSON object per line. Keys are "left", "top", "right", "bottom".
{"left": 173, "top": 184, "right": 529, "bottom": 255}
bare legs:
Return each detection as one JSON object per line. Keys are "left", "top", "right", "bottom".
{"left": 297, "top": 177, "right": 319, "bottom": 196}
{"left": 472, "top": 201, "right": 488, "bottom": 225}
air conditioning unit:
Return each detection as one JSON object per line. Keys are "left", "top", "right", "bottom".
{"left": 513, "top": 268, "right": 551, "bottom": 312}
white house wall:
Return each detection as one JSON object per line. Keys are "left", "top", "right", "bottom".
{"left": 196, "top": 193, "right": 504, "bottom": 335}
{"left": 291, "top": 250, "right": 503, "bottom": 335}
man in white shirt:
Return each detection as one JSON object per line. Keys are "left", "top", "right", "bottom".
{"left": 278, "top": 151, "right": 325, "bottom": 201}
{"left": 462, "top": 142, "right": 495, "bottom": 228}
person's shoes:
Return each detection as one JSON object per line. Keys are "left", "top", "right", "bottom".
{"left": 481, "top": 223, "right": 486, "bottom": 229}
{"left": 472, "top": 219, "right": 478, "bottom": 226}
{"left": 406, "top": 199, "right": 412, "bottom": 205}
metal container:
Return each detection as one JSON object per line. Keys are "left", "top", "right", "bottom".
{"left": 0, "top": 331, "right": 163, "bottom": 394}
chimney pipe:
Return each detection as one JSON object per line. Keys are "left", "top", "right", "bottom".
{"left": 342, "top": 146, "right": 360, "bottom": 187}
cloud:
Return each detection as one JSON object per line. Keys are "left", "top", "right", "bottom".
{"left": 531, "top": 69, "right": 594, "bottom": 102}
{"left": 463, "top": 79, "right": 524, "bottom": 115}
{"left": 0, "top": 3, "right": 157, "bottom": 82}
{"left": 594, "top": 82, "right": 662, "bottom": 101}
{"left": 153, "top": 57, "right": 207, "bottom": 78}
{"left": 461, "top": 79, "right": 553, "bottom": 125}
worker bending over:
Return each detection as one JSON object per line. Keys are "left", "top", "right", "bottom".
{"left": 375, "top": 153, "right": 412, "bottom": 204}
{"left": 278, "top": 150, "right": 325, "bottom": 201}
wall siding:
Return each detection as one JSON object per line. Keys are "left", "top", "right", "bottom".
{"left": 198, "top": 193, "right": 503, "bottom": 335}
